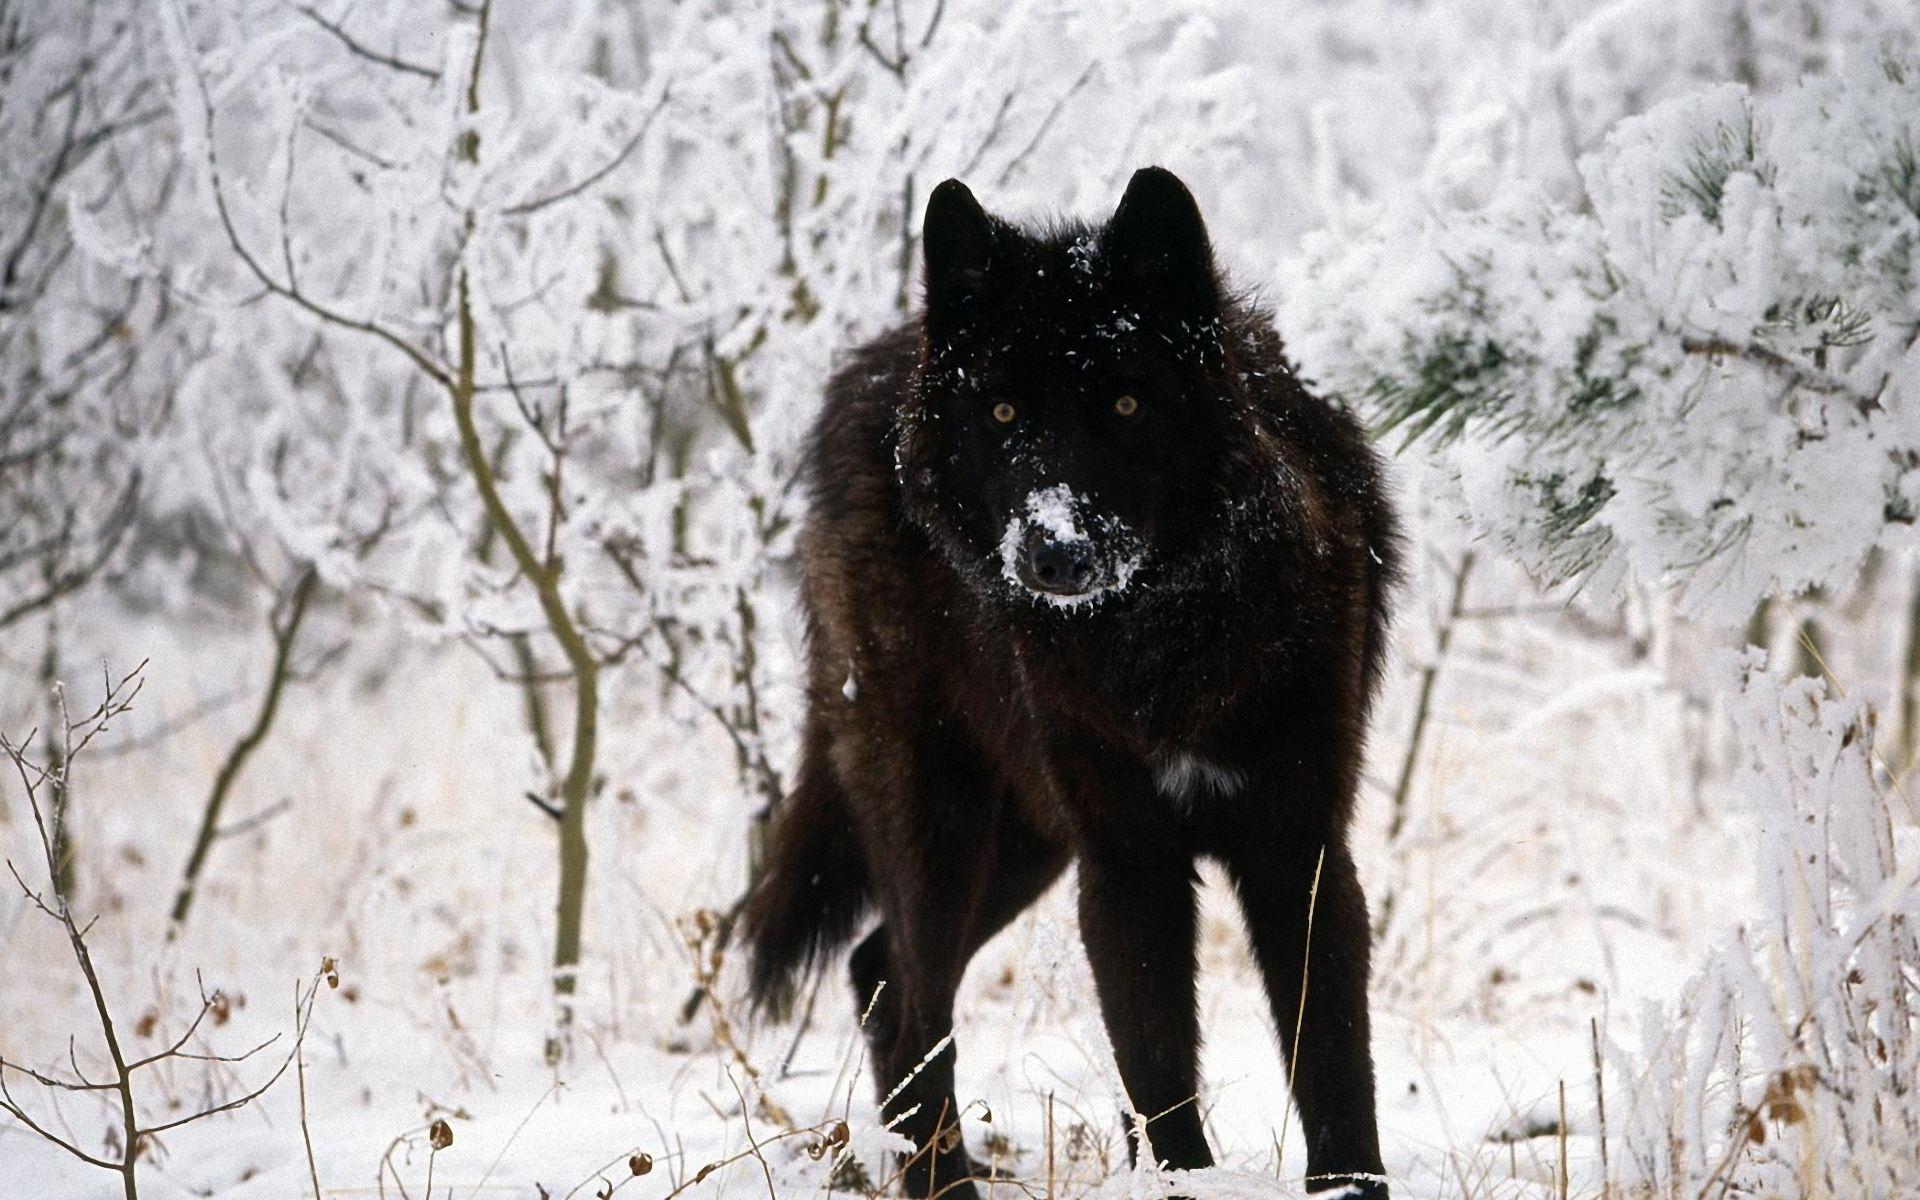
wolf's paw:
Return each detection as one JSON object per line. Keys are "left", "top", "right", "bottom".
{"left": 1306, "top": 1172, "right": 1389, "bottom": 1200}
{"left": 895, "top": 1145, "right": 982, "bottom": 1200}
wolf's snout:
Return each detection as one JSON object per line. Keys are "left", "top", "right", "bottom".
{"left": 1023, "top": 534, "right": 1098, "bottom": 596}
{"left": 998, "top": 484, "right": 1142, "bottom": 610}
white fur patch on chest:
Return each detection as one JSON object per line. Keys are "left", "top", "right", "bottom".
{"left": 1152, "top": 750, "right": 1245, "bottom": 807}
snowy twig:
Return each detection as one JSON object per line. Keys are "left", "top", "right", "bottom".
{"left": 503, "top": 88, "right": 672, "bottom": 216}
{"left": 183, "top": 30, "right": 455, "bottom": 392}
{"left": 1680, "top": 336, "right": 1881, "bottom": 415}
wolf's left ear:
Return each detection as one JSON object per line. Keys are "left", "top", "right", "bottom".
{"left": 1104, "top": 167, "right": 1217, "bottom": 314}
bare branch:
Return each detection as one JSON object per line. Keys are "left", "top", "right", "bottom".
{"left": 0, "top": 1055, "right": 117, "bottom": 1093}
{"left": 137, "top": 981, "right": 316, "bottom": 1138}
{"left": 122, "top": 990, "right": 217, "bottom": 1073}
{"left": 169, "top": 565, "right": 319, "bottom": 929}
{"left": 995, "top": 62, "right": 1097, "bottom": 188}
{"left": 503, "top": 89, "right": 671, "bottom": 217}
{"left": 3, "top": 663, "right": 325, "bottom": 1198}
{"left": 181, "top": 42, "right": 454, "bottom": 392}
{"left": 0, "top": 1072, "right": 122, "bottom": 1170}
{"left": 0, "top": 475, "right": 141, "bottom": 633}
{"left": 295, "top": 981, "right": 323, "bottom": 1200}
{"left": 148, "top": 1031, "right": 283, "bottom": 1069}
{"left": 295, "top": 5, "right": 441, "bottom": 81}
{"left": 211, "top": 796, "right": 293, "bottom": 841}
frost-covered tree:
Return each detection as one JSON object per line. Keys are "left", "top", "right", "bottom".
{"left": 1286, "top": 58, "right": 1920, "bottom": 620}
{"left": 1285, "top": 43, "right": 1920, "bottom": 1196}
{"left": 0, "top": 1, "right": 171, "bottom": 633}
{"left": 62, "top": 0, "right": 1262, "bottom": 1055}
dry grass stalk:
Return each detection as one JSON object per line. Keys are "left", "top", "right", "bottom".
{"left": 1592, "top": 1017, "right": 1611, "bottom": 1200}
{"left": 1275, "top": 844, "right": 1327, "bottom": 1169}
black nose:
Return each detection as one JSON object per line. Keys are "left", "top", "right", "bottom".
{"left": 1026, "top": 539, "right": 1097, "bottom": 594}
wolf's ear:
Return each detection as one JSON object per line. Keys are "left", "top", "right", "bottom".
{"left": 923, "top": 179, "right": 994, "bottom": 312}
{"left": 1104, "top": 167, "right": 1217, "bottom": 314}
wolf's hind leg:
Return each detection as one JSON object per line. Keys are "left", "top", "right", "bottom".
{"left": 851, "top": 789, "right": 1066, "bottom": 1200}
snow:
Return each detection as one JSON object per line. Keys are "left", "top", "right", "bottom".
{"left": 0, "top": 549, "right": 1790, "bottom": 1200}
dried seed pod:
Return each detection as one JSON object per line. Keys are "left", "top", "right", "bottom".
{"left": 829, "top": 1120, "right": 850, "bottom": 1147}
{"left": 429, "top": 1118, "right": 454, "bottom": 1150}
{"left": 629, "top": 1153, "right": 653, "bottom": 1176}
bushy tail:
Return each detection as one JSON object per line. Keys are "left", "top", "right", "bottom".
{"left": 739, "top": 759, "right": 870, "bottom": 1015}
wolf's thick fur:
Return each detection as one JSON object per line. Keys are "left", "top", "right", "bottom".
{"left": 742, "top": 168, "right": 1400, "bottom": 1199}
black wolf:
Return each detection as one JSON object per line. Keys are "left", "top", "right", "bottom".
{"left": 742, "top": 167, "right": 1399, "bottom": 1199}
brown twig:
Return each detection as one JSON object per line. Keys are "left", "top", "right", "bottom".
{"left": 1681, "top": 335, "right": 1881, "bottom": 415}
{"left": 0, "top": 663, "right": 326, "bottom": 1200}
{"left": 1557, "top": 1078, "right": 1569, "bottom": 1200}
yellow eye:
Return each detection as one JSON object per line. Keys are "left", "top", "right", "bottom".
{"left": 1114, "top": 394, "right": 1140, "bottom": 417}
{"left": 992, "top": 401, "right": 1017, "bottom": 424}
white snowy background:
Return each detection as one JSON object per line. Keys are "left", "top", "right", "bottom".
{"left": 3, "top": 2, "right": 1918, "bottom": 1197}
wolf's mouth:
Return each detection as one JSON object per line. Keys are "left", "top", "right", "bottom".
{"left": 997, "top": 485, "right": 1142, "bottom": 610}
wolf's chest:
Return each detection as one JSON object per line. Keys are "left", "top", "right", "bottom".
{"left": 1150, "top": 749, "right": 1246, "bottom": 808}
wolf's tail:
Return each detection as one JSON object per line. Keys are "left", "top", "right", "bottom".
{"left": 739, "top": 754, "right": 871, "bottom": 1015}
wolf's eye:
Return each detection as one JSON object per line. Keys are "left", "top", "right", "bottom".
{"left": 1113, "top": 394, "right": 1140, "bottom": 417}
{"left": 991, "top": 401, "right": 1018, "bottom": 424}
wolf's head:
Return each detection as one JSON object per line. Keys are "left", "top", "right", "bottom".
{"left": 896, "top": 167, "right": 1255, "bottom": 615}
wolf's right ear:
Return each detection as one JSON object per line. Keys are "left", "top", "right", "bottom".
{"left": 923, "top": 179, "right": 993, "bottom": 313}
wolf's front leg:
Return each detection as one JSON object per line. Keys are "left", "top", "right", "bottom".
{"left": 1076, "top": 845, "right": 1214, "bottom": 1174}
{"left": 1225, "top": 839, "right": 1388, "bottom": 1199}
{"left": 847, "top": 925, "right": 978, "bottom": 1200}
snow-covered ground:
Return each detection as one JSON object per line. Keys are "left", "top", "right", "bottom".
{"left": 1, "top": 559, "right": 1763, "bottom": 1199}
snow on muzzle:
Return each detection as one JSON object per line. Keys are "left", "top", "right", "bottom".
{"left": 998, "top": 484, "right": 1143, "bottom": 610}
